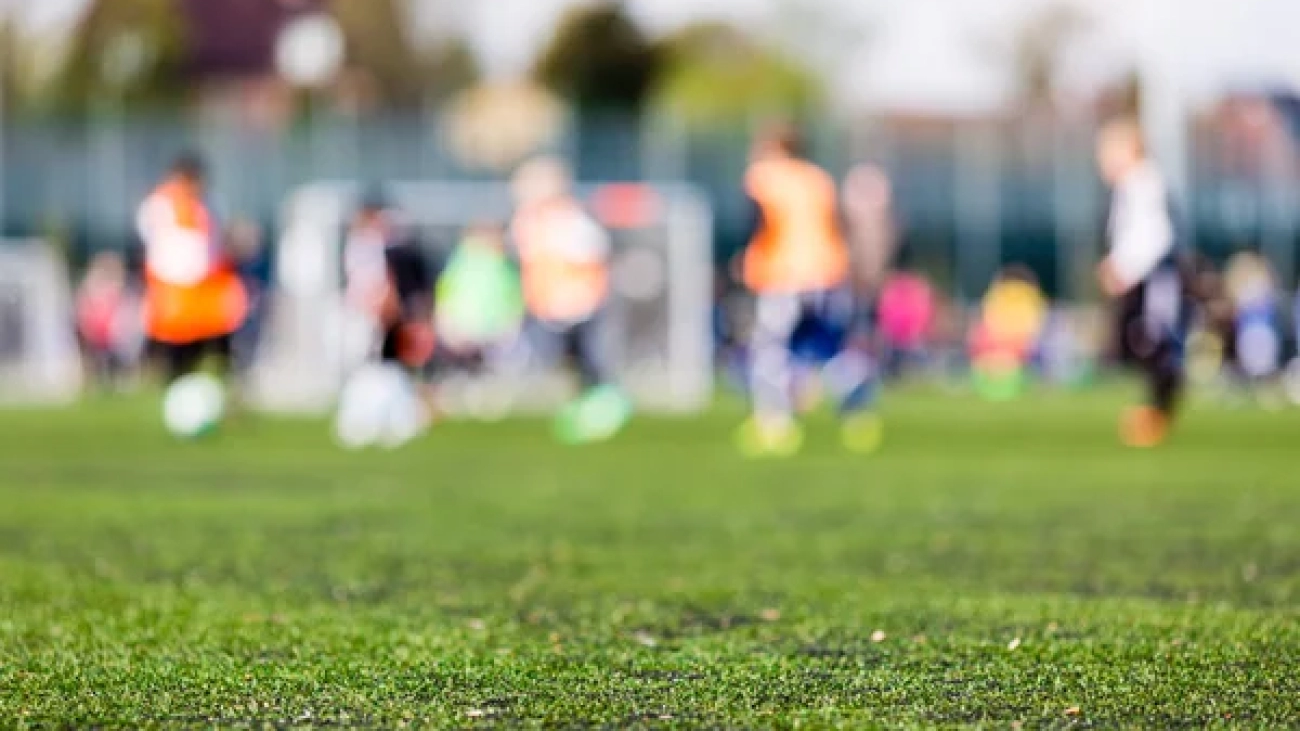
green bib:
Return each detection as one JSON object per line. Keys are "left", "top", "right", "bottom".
{"left": 435, "top": 241, "right": 524, "bottom": 343}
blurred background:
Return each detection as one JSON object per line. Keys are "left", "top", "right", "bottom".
{"left": 0, "top": 0, "right": 1298, "bottom": 409}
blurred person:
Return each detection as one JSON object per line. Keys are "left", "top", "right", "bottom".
{"left": 137, "top": 153, "right": 248, "bottom": 385}
{"left": 336, "top": 192, "right": 437, "bottom": 447}
{"left": 343, "top": 190, "right": 436, "bottom": 371}
{"left": 227, "top": 217, "right": 271, "bottom": 375}
{"left": 433, "top": 223, "right": 524, "bottom": 373}
{"left": 510, "top": 156, "right": 631, "bottom": 445}
{"left": 1095, "top": 119, "right": 1193, "bottom": 448}
{"left": 969, "top": 265, "right": 1048, "bottom": 399}
{"left": 735, "top": 124, "right": 880, "bottom": 457}
{"left": 75, "top": 250, "right": 142, "bottom": 390}
{"left": 714, "top": 272, "right": 752, "bottom": 396}
{"left": 842, "top": 163, "right": 898, "bottom": 296}
{"left": 1289, "top": 288, "right": 1300, "bottom": 404}
{"left": 1223, "top": 251, "right": 1283, "bottom": 389}
{"left": 875, "top": 259, "right": 936, "bottom": 381}
{"left": 1182, "top": 254, "right": 1233, "bottom": 388}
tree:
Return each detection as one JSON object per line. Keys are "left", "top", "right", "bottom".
{"left": 423, "top": 38, "right": 480, "bottom": 103}
{"left": 48, "top": 0, "right": 471, "bottom": 114}
{"left": 326, "top": 0, "right": 434, "bottom": 108}
{"left": 533, "top": 1, "right": 661, "bottom": 112}
{"left": 0, "top": 20, "right": 26, "bottom": 111}
{"left": 768, "top": 0, "right": 872, "bottom": 88}
{"left": 652, "top": 23, "right": 822, "bottom": 125}
{"left": 47, "top": 0, "right": 188, "bottom": 112}
{"left": 1008, "top": 3, "right": 1092, "bottom": 110}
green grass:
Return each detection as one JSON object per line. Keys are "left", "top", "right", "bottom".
{"left": 1, "top": 391, "right": 1297, "bottom": 728}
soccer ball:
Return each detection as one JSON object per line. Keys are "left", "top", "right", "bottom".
{"left": 334, "top": 364, "right": 429, "bottom": 450}
{"left": 163, "top": 373, "right": 226, "bottom": 439}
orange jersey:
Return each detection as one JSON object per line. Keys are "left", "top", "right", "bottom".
{"left": 137, "top": 180, "right": 247, "bottom": 344}
{"left": 511, "top": 198, "right": 610, "bottom": 323}
{"left": 743, "top": 158, "right": 849, "bottom": 294}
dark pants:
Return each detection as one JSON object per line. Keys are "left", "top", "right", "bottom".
{"left": 536, "top": 316, "right": 608, "bottom": 391}
{"left": 81, "top": 345, "right": 128, "bottom": 389}
{"left": 232, "top": 290, "right": 268, "bottom": 375}
{"left": 380, "top": 325, "right": 405, "bottom": 365}
{"left": 150, "top": 335, "right": 233, "bottom": 384}
{"left": 1116, "top": 263, "right": 1189, "bottom": 416}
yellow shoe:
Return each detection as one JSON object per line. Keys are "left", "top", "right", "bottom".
{"left": 736, "top": 418, "right": 804, "bottom": 458}
{"left": 1120, "top": 406, "right": 1169, "bottom": 449}
{"left": 842, "top": 413, "right": 884, "bottom": 454}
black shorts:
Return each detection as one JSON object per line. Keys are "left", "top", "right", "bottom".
{"left": 149, "top": 335, "right": 232, "bottom": 383}
{"left": 1114, "top": 261, "right": 1190, "bottom": 369}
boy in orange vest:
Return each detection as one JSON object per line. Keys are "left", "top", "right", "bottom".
{"left": 510, "top": 156, "right": 631, "bottom": 444}
{"left": 137, "top": 154, "right": 247, "bottom": 383}
{"left": 737, "top": 126, "right": 881, "bottom": 456}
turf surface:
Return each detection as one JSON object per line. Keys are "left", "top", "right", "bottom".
{"left": 0, "top": 392, "right": 1297, "bottom": 728}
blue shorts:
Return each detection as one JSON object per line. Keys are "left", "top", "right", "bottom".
{"left": 755, "top": 289, "right": 867, "bottom": 364}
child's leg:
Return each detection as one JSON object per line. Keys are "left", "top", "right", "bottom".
{"left": 1147, "top": 342, "right": 1185, "bottom": 417}
{"left": 1123, "top": 265, "right": 1188, "bottom": 446}
{"left": 749, "top": 293, "right": 801, "bottom": 424}
{"left": 828, "top": 350, "right": 878, "bottom": 416}
{"left": 736, "top": 293, "right": 805, "bottom": 455}
{"left": 826, "top": 291, "right": 883, "bottom": 453}
{"left": 831, "top": 290, "right": 878, "bottom": 416}
{"left": 1144, "top": 266, "right": 1189, "bottom": 419}
{"left": 568, "top": 316, "right": 609, "bottom": 391}
{"left": 160, "top": 341, "right": 202, "bottom": 384}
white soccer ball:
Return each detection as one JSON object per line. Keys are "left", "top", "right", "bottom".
{"left": 334, "top": 364, "right": 430, "bottom": 450}
{"left": 163, "top": 373, "right": 226, "bottom": 439}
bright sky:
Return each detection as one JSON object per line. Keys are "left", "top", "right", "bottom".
{"left": 11, "top": 0, "right": 1300, "bottom": 113}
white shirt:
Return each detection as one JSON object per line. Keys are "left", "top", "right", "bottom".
{"left": 343, "top": 224, "right": 392, "bottom": 311}
{"left": 1107, "top": 162, "right": 1175, "bottom": 289}
{"left": 514, "top": 202, "right": 610, "bottom": 264}
{"left": 136, "top": 193, "right": 214, "bottom": 287}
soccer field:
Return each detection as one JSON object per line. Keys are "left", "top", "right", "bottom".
{"left": 0, "top": 392, "right": 1297, "bottom": 727}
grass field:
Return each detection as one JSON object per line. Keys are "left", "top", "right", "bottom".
{"left": 1, "top": 390, "right": 1297, "bottom": 728}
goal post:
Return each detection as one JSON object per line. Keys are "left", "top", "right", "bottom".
{"left": 0, "top": 240, "right": 83, "bottom": 404}
{"left": 247, "top": 181, "right": 715, "bottom": 416}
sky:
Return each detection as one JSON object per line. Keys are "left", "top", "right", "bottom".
{"left": 9, "top": 0, "right": 1300, "bottom": 113}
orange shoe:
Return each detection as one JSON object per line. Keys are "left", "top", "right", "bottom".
{"left": 1120, "top": 406, "right": 1169, "bottom": 448}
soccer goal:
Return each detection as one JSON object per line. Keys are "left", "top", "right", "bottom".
{"left": 247, "top": 181, "right": 714, "bottom": 416}
{"left": 0, "top": 240, "right": 83, "bottom": 404}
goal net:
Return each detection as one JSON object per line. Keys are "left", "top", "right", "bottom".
{"left": 0, "top": 241, "right": 83, "bottom": 404}
{"left": 247, "top": 182, "right": 714, "bottom": 416}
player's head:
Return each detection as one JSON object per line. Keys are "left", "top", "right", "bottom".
{"left": 1225, "top": 251, "right": 1276, "bottom": 303}
{"left": 1000, "top": 264, "right": 1038, "bottom": 286}
{"left": 354, "top": 186, "right": 390, "bottom": 229}
{"left": 464, "top": 222, "right": 505, "bottom": 252}
{"left": 170, "top": 152, "right": 206, "bottom": 192}
{"left": 844, "top": 163, "right": 892, "bottom": 210}
{"left": 1096, "top": 117, "right": 1147, "bottom": 185}
{"left": 86, "top": 250, "right": 126, "bottom": 287}
{"left": 227, "top": 217, "right": 262, "bottom": 259}
{"left": 512, "top": 155, "right": 572, "bottom": 207}
{"left": 752, "top": 123, "right": 804, "bottom": 161}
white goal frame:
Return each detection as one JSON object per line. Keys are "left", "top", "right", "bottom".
{"left": 0, "top": 240, "right": 83, "bottom": 404}
{"left": 247, "top": 181, "right": 714, "bottom": 415}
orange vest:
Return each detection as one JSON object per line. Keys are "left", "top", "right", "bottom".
{"left": 512, "top": 199, "right": 610, "bottom": 323}
{"left": 138, "top": 181, "right": 248, "bottom": 344}
{"left": 743, "top": 158, "right": 849, "bottom": 293}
